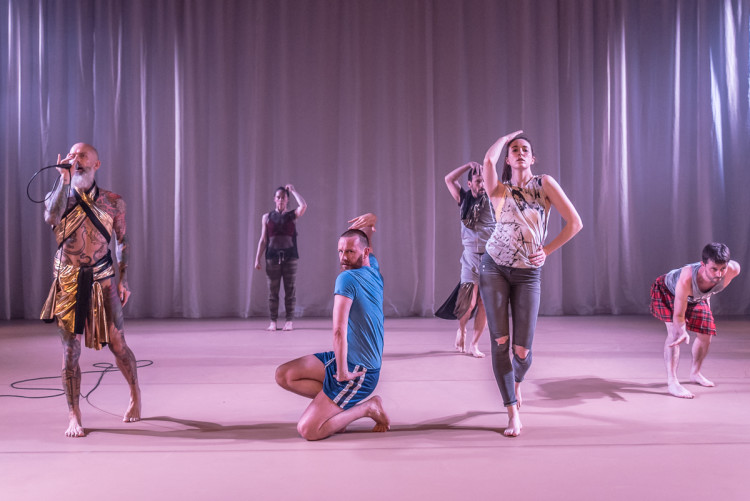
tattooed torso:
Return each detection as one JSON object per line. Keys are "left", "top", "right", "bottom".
{"left": 55, "top": 189, "right": 128, "bottom": 269}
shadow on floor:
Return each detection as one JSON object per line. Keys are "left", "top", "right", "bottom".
{"left": 532, "top": 376, "right": 664, "bottom": 407}
{"left": 384, "top": 350, "right": 469, "bottom": 360}
{"left": 88, "top": 415, "right": 299, "bottom": 440}
{"left": 88, "top": 411, "right": 508, "bottom": 440}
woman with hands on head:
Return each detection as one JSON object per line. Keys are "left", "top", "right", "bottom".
{"left": 480, "top": 130, "right": 583, "bottom": 437}
{"left": 255, "top": 184, "right": 307, "bottom": 331}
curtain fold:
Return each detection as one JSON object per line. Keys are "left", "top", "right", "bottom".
{"left": 2, "top": 0, "right": 748, "bottom": 319}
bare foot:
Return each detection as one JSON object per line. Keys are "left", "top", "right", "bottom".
{"left": 266, "top": 321, "right": 277, "bottom": 332}
{"left": 123, "top": 396, "right": 141, "bottom": 422}
{"left": 283, "top": 321, "right": 294, "bottom": 331}
{"left": 365, "top": 396, "right": 390, "bottom": 433}
{"left": 65, "top": 410, "right": 85, "bottom": 438}
{"left": 467, "top": 343, "right": 485, "bottom": 358}
{"left": 504, "top": 409, "right": 522, "bottom": 437}
{"left": 454, "top": 328, "right": 466, "bottom": 353}
{"left": 668, "top": 381, "right": 695, "bottom": 398}
{"left": 690, "top": 373, "right": 715, "bottom": 387}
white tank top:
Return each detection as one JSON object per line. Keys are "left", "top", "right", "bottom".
{"left": 485, "top": 176, "right": 549, "bottom": 268}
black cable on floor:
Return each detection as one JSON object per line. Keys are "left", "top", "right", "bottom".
{"left": 0, "top": 360, "right": 154, "bottom": 400}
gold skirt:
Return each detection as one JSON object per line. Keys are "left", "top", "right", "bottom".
{"left": 41, "top": 257, "right": 115, "bottom": 350}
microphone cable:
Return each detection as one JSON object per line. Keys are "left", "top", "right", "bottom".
{"left": 0, "top": 360, "right": 154, "bottom": 403}
{"left": 27, "top": 163, "right": 73, "bottom": 298}
{"left": 26, "top": 163, "right": 72, "bottom": 204}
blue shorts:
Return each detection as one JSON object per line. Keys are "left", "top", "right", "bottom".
{"left": 314, "top": 351, "right": 380, "bottom": 410}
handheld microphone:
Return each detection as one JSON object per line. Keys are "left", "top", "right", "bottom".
{"left": 50, "top": 163, "right": 73, "bottom": 169}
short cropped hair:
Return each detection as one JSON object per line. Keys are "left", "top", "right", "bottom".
{"left": 466, "top": 162, "right": 482, "bottom": 182}
{"left": 340, "top": 229, "right": 370, "bottom": 248}
{"left": 702, "top": 242, "right": 730, "bottom": 264}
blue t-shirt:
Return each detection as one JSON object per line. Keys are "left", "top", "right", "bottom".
{"left": 333, "top": 255, "right": 385, "bottom": 370}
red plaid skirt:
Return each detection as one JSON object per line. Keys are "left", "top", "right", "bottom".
{"left": 649, "top": 275, "right": 716, "bottom": 336}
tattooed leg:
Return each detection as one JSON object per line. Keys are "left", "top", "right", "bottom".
{"left": 60, "top": 330, "right": 84, "bottom": 437}
{"left": 110, "top": 336, "right": 141, "bottom": 422}
{"left": 104, "top": 277, "right": 142, "bottom": 422}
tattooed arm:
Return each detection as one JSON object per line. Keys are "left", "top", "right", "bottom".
{"left": 44, "top": 176, "right": 71, "bottom": 226}
{"left": 111, "top": 195, "right": 131, "bottom": 306}
{"left": 44, "top": 153, "right": 75, "bottom": 226}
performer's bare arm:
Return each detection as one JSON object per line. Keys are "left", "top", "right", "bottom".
{"left": 527, "top": 175, "right": 583, "bottom": 267}
{"left": 111, "top": 196, "right": 130, "bottom": 306}
{"left": 254, "top": 213, "right": 269, "bottom": 270}
{"left": 43, "top": 153, "right": 74, "bottom": 226}
{"left": 483, "top": 130, "right": 523, "bottom": 201}
{"left": 332, "top": 294, "right": 364, "bottom": 382}
{"left": 286, "top": 184, "right": 307, "bottom": 218}
{"left": 670, "top": 266, "right": 693, "bottom": 346}
{"left": 347, "top": 213, "right": 377, "bottom": 251}
{"left": 724, "top": 260, "right": 742, "bottom": 284}
{"left": 444, "top": 163, "right": 475, "bottom": 204}
{"left": 670, "top": 260, "right": 741, "bottom": 348}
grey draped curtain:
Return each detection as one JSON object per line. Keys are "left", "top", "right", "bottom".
{"left": 2, "top": 0, "right": 749, "bottom": 319}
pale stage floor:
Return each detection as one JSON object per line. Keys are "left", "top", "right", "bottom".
{"left": 1, "top": 316, "right": 749, "bottom": 501}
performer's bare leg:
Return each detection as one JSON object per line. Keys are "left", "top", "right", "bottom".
{"left": 275, "top": 355, "right": 325, "bottom": 398}
{"left": 297, "top": 392, "right": 390, "bottom": 441}
{"left": 467, "top": 294, "right": 486, "bottom": 358}
{"left": 60, "top": 329, "right": 84, "bottom": 437}
{"left": 454, "top": 325, "right": 467, "bottom": 353}
{"left": 515, "top": 381, "right": 522, "bottom": 409}
{"left": 108, "top": 331, "right": 141, "bottom": 422}
{"left": 456, "top": 285, "right": 479, "bottom": 353}
{"left": 690, "top": 332, "right": 715, "bottom": 387}
{"left": 664, "top": 323, "right": 694, "bottom": 398}
{"left": 103, "top": 280, "right": 141, "bottom": 422}
{"left": 504, "top": 343, "right": 527, "bottom": 436}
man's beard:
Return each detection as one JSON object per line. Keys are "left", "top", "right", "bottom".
{"left": 340, "top": 255, "right": 364, "bottom": 270}
{"left": 71, "top": 169, "right": 95, "bottom": 190}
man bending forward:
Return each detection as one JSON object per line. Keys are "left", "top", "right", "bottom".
{"left": 650, "top": 242, "right": 740, "bottom": 398}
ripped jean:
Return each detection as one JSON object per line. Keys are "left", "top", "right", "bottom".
{"left": 265, "top": 258, "right": 298, "bottom": 322}
{"left": 479, "top": 253, "right": 541, "bottom": 407}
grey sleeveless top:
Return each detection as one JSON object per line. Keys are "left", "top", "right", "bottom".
{"left": 664, "top": 262, "right": 727, "bottom": 304}
{"left": 459, "top": 188, "right": 495, "bottom": 253}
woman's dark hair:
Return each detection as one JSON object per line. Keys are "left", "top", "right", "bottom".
{"left": 501, "top": 135, "right": 534, "bottom": 183}
{"left": 702, "top": 242, "right": 730, "bottom": 264}
{"left": 275, "top": 186, "right": 290, "bottom": 197}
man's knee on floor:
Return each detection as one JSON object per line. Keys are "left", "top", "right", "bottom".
{"left": 297, "top": 419, "right": 325, "bottom": 441}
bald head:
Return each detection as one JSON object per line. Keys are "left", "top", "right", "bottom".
{"left": 70, "top": 143, "right": 99, "bottom": 162}
{"left": 67, "top": 143, "right": 101, "bottom": 190}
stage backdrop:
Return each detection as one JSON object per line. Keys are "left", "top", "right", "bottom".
{"left": 2, "top": 0, "right": 749, "bottom": 319}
